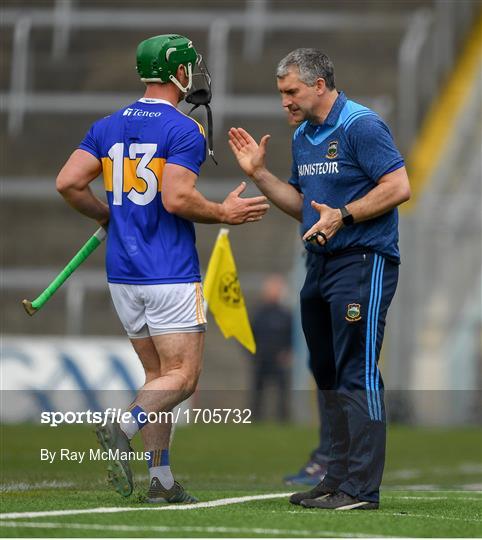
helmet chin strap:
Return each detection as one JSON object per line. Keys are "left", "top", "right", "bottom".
{"left": 172, "top": 59, "right": 217, "bottom": 166}
{"left": 186, "top": 101, "right": 217, "bottom": 166}
{"left": 169, "top": 63, "right": 193, "bottom": 93}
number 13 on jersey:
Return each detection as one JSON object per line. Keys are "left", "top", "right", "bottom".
{"left": 103, "top": 143, "right": 165, "bottom": 206}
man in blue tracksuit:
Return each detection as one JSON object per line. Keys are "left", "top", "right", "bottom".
{"left": 229, "top": 48, "right": 410, "bottom": 510}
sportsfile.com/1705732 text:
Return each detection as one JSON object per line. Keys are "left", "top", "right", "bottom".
{"left": 40, "top": 408, "right": 252, "bottom": 427}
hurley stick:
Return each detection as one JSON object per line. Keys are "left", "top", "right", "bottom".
{"left": 22, "top": 227, "right": 107, "bottom": 316}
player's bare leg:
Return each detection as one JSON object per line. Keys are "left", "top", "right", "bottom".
{"left": 95, "top": 336, "right": 161, "bottom": 497}
{"left": 127, "top": 337, "right": 177, "bottom": 499}
{"left": 132, "top": 332, "right": 204, "bottom": 503}
{"left": 136, "top": 332, "right": 204, "bottom": 413}
{"left": 129, "top": 336, "right": 172, "bottom": 454}
{"left": 96, "top": 331, "right": 203, "bottom": 500}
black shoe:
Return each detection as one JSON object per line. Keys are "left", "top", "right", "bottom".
{"left": 95, "top": 421, "right": 134, "bottom": 497}
{"left": 289, "top": 480, "right": 336, "bottom": 506}
{"left": 147, "top": 477, "right": 198, "bottom": 504}
{"left": 301, "top": 491, "right": 379, "bottom": 510}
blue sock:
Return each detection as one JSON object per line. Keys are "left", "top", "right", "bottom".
{"left": 147, "top": 449, "right": 174, "bottom": 489}
{"left": 119, "top": 405, "right": 148, "bottom": 439}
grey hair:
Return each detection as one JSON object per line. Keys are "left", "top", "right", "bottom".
{"left": 276, "top": 48, "right": 335, "bottom": 90}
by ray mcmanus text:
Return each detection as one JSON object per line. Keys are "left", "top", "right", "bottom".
{"left": 40, "top": 448, "right": 149, "bottom": 464}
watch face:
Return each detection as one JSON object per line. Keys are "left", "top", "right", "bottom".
{"left": 343, "top": 214, "right": 354, "bottom": 226}
{"left": 341, "top": 207, "right": 354, "bottom": 226}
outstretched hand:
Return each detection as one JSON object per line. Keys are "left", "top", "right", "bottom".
{"left": 221, "top": 181, "right": 270, "bottom": 225}
{"left": 228, "top": 127, "right": 271, "bottom": 178}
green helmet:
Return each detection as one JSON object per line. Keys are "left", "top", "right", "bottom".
{"left": 136, "top": 34, "right": 198, "bottom": 91}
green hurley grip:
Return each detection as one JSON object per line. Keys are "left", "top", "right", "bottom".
{"left": 23, "top": 227, "right": 107, "bottom": 315}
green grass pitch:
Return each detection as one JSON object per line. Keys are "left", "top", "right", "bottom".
{"left": 1, "top": 423, "right": 481, "bottom": 537}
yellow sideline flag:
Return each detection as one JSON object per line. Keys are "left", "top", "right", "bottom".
{"left": 203, "top": 228, "right": 256, "bottom": 354}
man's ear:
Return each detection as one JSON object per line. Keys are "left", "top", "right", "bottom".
{"left": 176, "top": 64, "right": 187, "bottom": 82}
{"left": 315, "top": 78, "right": 327, "bottom": 96}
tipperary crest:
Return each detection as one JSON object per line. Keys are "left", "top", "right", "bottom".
{"left": 326, "top": 140, "right": 338, "bottom": 159}
{"left": 219, "top": 271, "right": 242, "bottom": 308}
{"left": 345, "top": 303, "right": 361, "bottom": 322}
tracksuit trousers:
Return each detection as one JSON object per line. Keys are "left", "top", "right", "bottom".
{"left": 300, "top": 248, "right": 399, "bottom": 503}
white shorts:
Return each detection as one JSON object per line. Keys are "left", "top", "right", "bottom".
{"left": 108, "top": 282, "right": 207, "bottom": 339}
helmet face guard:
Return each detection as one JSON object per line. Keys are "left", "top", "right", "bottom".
{"left": 137, "top": 35, "right": 217, "bottom": 163}
{"left": 185, "top": 55, "right": 212, "bottom": 106}
{"left": 185, "top": 55, "right": 217, "bottom": 164}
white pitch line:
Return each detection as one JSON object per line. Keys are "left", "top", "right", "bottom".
{"left": 282, "top": 510, "right": 482, "bottom": 523}
{"left": 384, "top": 463, "right": 482, "bottom": 480}
{"left": 2, "top": 490, "right": 481, "bottom": 522}
{"left": 0, "top": 521, "right": 391, "bottom": 538}
{"left": 0, "top": 492, "right": 292, "bottom": 520}
{"left": 389, "top": 513, "right": 482, "bottom": 523}
{"left": 394, "top": 496, "right": 482, "bottom": 501}
{"left": 385, "top": 486, "right": 482, "bottom": 492}
{"left": 0, "top": 480, "right": 74, "bottom": 492}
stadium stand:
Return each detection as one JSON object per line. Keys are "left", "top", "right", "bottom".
{"left": 1, "top": 0, "right": 480, "bottom": 419}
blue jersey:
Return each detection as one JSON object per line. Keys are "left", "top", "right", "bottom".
{"left": 289, "top": 92, "right": 404, "bottom": 262}
{"left": 79, "top": 98, "right": 206, "bottom": 284}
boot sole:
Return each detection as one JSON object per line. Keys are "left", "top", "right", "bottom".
{"left": 95, "top": 426, "right": 133, "bottom": 497}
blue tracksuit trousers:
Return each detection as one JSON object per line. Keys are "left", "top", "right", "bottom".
{"left": 300, "top": 249, "right": 398, "bottom": 503}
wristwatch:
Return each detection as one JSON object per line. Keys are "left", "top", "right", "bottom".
{"left": 339, "top": 206, "right": 354, "bottom": 226}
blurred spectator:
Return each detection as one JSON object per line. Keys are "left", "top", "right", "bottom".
{"left": 249, "top": 274, "right": 292, "bottom": 422}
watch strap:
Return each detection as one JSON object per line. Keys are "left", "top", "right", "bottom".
{"left": 340, "top": 206, "right": 354, "bottom": 226}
